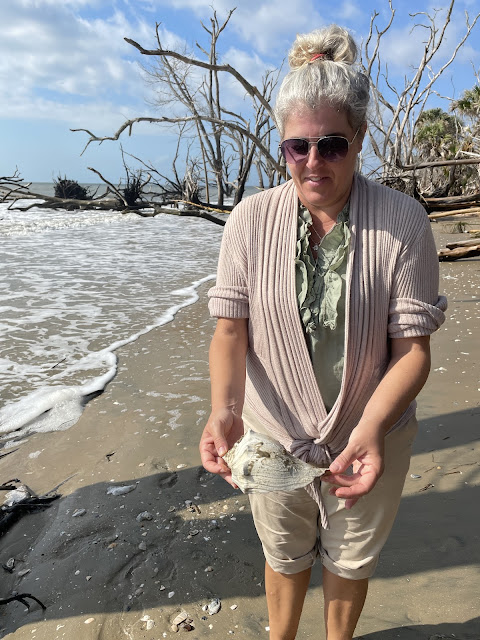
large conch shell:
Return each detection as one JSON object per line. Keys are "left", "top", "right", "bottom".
{"left": 222, "top": 430, "right": 329, "bottom": 493}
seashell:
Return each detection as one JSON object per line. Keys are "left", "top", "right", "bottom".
{"left": 172, "top": 611, "right": 189, "bottom": 626}
{"left": 207, "top": 597, "right": 221, "bottom": 615}
{"left": 222, "top": 430, "right": 328, "bottom": 493}
{"left": 136, "top": 511, "right": 153, "bottom": 522}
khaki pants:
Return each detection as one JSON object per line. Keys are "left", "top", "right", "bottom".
{"left": 248, "top": 416, "right": 418, "bottom": 579}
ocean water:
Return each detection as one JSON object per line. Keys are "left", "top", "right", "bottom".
{"left": 0, "top": 192, "right": 225, "bottom": 446}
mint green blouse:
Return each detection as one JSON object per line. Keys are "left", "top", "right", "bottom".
{"left": 295, "top": 202, "right": 350, "bottom": 413}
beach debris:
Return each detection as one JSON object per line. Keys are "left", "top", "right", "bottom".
{"left": 170, "top": 612, "right": 195, "bottom": 633}
{"left": 168, "top": 506, "right": 176, "bottom": 512}
{"left": 106, "top": 484, "right": 136, "bottom": 496}
{"left": 172, "top": 611, "right": 189, "bottom": 626}
{"left": 1, "top": 480, "right": 62, "bottom": 537}
{"left": 230, "top": 604, "right": 238, "bottom": 610}
{"left": 0, "top": 478, "right": 21, "bottom": 491}
{"left": 168, "top": 591, "right": 175, "bottom": 598}
{"left": 177, "top": 464, "right": 187, "bottom": 469}
{"left": 204, "top": 566, "right": 213, "bottom": 573}
{"left": 72, "top": 508, "right": 86, "bottom": 517}
{"left": 2, "top": 558, "right": 15, "bottom": 573}
{"left": 410, "top": 474, "right": 422, "bottom": 479}
{"left": 140, "top": 614, "right": 154, "bottom": 629}
{"left": 0, "top": 593, "right": 46, "bottom": 611}
{"left": 187, "top": 529, "right": 199, "bottom": 539}
{"left": 418, "top": 483, "right": 435, "bottom": 492}
{"left": 105, "top": 452, "right": 115, "bottom": 461}
{"left": 84, "top": 617, "right": 95, "bottom": 624}
{"left": 206, "top": 597, "right": 221, "bottom": 615}
{"left": 138, "top": 542, "right": 147, "bottom": 551}
{"left": 17, "top": 569, "right": 31, "bottom": 578}
{"left": 136, "top": 511, "right": 153, "bottom": 522}
{"left": 3, "top": 485, "right": 35, "bottom": 507}
{"left": 222, "top": 430, "right": 329, "bottom": 493}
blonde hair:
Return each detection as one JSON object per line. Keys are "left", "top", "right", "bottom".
{"left": 275, "top": 25, "right": 370, "bottom": 136}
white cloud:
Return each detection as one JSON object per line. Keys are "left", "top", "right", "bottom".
{"left": 338, "top": 1, "right": 364, "bottom": 21}
{"left": 146, "top": 0, "right": 327, "bottom": 55}
{"left": 0, "top": 3, "right": 176, "bottom": 124}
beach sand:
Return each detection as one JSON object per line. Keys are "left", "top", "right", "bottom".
{"left": 0, "top": 225, "right": 479, "bottom": 639}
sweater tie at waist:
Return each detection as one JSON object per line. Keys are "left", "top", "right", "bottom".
{"left": 289, "top": 438, "right": 334, "bottom": 530}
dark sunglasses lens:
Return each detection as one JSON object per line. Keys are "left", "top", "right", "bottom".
{"left": 281, "top": 139, "right": 309, "bottom": 163}
{"left": 317, "top": 137, "right": 349, "bottom": 162}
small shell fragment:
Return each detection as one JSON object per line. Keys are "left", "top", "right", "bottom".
{"left": 222, "top": 430, "right": 328, "bottom": 493}
{"left": 72, "top": 508, "right": 86, "bottom": 517}
{"left": 136, "top": 511, "right": 153, "bottom": 522}
{"left": 172, "top": 611, "right": 189, "bottom": 626}
{"left": 106, "top": 484, "right": 136, "bottom": 496}
{"left": 207, "top": 598, "right": 221, "bottom": 615}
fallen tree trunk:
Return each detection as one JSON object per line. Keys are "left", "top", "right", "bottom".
{"left": 445, "top": 238, "right": 480, "bottom": 249}
{"left": 429, "top": 207, "right": 480, "bottom": 219}
{"left": 152, "top": 206, "right": 226, "bottom": 226}
{"left": 423, "top": 193, "right": 480, "bottom": 211}
{"left": 438, "top": 245, "right": 480, "bottom": 261}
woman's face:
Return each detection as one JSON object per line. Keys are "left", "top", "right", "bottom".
{"left": 282, "top": 105, "right": 365, "bottom": 218}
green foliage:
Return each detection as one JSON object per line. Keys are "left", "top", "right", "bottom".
{"left": 54, "top": 176, "right": 90, "bottom": 200}
{"left": 451, "top": 85, "right": 480, "bottom": 120}
{"left": 414, "top": 108, "right": 460, "bottom": 158}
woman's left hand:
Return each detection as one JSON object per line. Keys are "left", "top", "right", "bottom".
{"left": 321, "top": 420, "right": 386, "bottom": 509}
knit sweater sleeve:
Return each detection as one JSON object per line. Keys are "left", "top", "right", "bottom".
{"left": 388, "top": 214, "right": 447, "bottom": 338}
{"left": 208, "top": 206, "right": 250, "bottom": 319}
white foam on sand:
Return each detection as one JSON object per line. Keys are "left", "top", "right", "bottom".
{"left": 0, "top": 201, "right": 223, "bottom": 443}
{"left": 0, "top": 274, "right": 216, "bottom": 441}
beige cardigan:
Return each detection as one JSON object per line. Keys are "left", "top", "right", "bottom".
{"left": 208, "top": 174, "right": 446, "bottom": 523}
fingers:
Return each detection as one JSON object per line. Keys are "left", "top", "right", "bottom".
{"left": 328, "top": 447, "right": 356, "bottom": 474}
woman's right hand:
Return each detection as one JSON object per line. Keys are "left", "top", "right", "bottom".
{"left": 199, "top": 408, "right": 244, "bottom": 488}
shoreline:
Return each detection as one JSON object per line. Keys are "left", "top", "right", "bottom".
{"left": 1, "top": 232, "right": 479, "bottom": 639}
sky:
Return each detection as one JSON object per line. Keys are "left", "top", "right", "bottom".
{"left": 1, "top": 0, "right": 480, "bottom": 184}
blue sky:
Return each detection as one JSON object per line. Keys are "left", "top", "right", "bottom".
{"left": 1, "top": 0, "right": 479, "bottom": 184}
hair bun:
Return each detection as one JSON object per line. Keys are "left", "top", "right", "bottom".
{"left": 288, "top": 25, "right": 357, "bottom": 69}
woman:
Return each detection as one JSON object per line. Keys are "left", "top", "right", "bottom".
{"left": 199, "top": 25, "right": 446, "bottom": 640}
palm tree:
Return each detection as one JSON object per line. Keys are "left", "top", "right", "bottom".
{"left": 451, "top": 85, "right": 480, "bottom": 154}
{"left": 414, "top": 108, "right": 460, "bottom": 161}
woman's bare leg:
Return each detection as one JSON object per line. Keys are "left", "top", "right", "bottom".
{"left": 265, "top": 562, "right": 311, "bottom": 640}
{"left": 322, "top": 567, "right": 368, "bottom": 640}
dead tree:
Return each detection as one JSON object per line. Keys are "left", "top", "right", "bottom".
{"left": 72, "top": 10, "right": 285, "bottom": 207}
{"left": 361, "top": 0, "right": 480, "bottom": 186}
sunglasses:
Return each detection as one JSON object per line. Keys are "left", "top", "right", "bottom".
{"left": 279, "top": 129, "right": 360, "bottom": 164}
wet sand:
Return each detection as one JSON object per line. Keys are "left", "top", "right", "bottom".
{"left": 0, "top": 225, "right": 479, "bottom": 639}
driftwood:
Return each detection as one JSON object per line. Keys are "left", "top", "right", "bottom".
{"left": 438, "top": 245, "right": 480, "bottom": 261}
{"left": 0, "top": 494, "right": 60, "bottom": 537}
{"left": 446, "top": 238, "right": 480, "bottom": 249}
{"left": 0, "top": 594, "right": 46, "bottom": 611}
{"left": 152, "top": 206, "right": 226, "bottom": 226}
{"left": 0, "top": 475, "right": 75, "bottom": 537}
{"left": 428, "top": 207, "right": 480, "bottom": 219}
{"left": 423, "top": 193, "right": 480, "bottom": 212}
